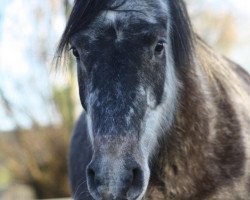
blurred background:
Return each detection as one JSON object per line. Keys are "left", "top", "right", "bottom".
{"left": 0, "top": 0, "right": 249, "bottom": 199}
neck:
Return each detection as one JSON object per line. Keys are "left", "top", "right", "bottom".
{"left": 146, "top": 39, "right": 245, "bottom": 199}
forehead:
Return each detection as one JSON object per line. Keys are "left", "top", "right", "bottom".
{"left": 103, "top": 0, "right": 169, "bottom": 25}
{"left": 71, "top": 0, "right": 169, "bottom": 43}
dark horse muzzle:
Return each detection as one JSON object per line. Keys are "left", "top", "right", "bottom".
{"left": 86, "top": 137, "right": 145, "bottom": 200}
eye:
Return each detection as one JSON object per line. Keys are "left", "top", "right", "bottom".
{"left": 71, "top": 47, "right": 80, "bottom": 59}
{"left": 155, "top": 41, "right": 165, "bottom": 53}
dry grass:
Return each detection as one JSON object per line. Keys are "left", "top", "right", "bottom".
{"left": 0, "top": 125, "right": 71, "bottom": 198}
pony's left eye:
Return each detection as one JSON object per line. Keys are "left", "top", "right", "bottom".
{"left": 155, "top": 41, "right": 165, "bottom": 53}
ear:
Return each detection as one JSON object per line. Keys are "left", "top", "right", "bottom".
{"left": 168, "top": 0, "right": 194, "bottom": 68}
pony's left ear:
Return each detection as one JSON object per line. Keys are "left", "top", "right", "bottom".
{"left": 168, "top": 0, "right": 194, "bottom": 68}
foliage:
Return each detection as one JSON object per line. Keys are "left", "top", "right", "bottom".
{"left": 0, "top": 0, "right": 76, "bottom": 198}
{"left": 0, "top": 126, "right": 71, "bottom": 198}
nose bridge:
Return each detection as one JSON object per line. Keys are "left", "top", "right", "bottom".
{"left": 87, "top": 47, "right": 147, "bottom": 138}
{"left": 94, "top": 135, "right": 138, "bottom": 156}
{"left": 94, "top": 76, "right": 136, "bottom": 109}
{"left": 91, "top": 90, "right": 140, "bottom": 137}
{"left": 90, "top": 49, "right": 139, "bottom": 110}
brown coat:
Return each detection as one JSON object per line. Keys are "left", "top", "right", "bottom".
{"left": 146, "top": 38, "right": 250, "bottom": 200}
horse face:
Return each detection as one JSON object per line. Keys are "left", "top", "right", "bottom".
{"left": 70, "top": 1, "right": 179, "bottom": 199}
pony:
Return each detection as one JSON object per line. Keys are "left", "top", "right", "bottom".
{"left": 56, "top": 0, "right": 250, "bottom": 199}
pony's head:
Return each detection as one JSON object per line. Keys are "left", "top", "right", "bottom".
{"left": 57, "top": 0, "right": 193, "bottom": 199}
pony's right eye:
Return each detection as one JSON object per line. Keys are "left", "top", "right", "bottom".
{"left": 72, "top": 47, "right": 80, "bottom": 59}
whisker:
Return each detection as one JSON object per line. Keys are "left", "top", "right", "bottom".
{"left": 74, "top": 179, "right": 87, "bottom": 199}
{"left": 78, "top": 190, "right": 92, "bottom": 199}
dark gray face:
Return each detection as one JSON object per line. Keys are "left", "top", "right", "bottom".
{"left": 70, "top": 0, "right": 179, "bottom": 199}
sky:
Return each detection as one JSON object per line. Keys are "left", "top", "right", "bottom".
{"left": 0, "top": 0, "right": 249, "bottom": 131}
{"left": 0, "top": 0, "right": 65, "bottom": 131}
{"left": 186, "top": 0, "right": 250, "bottom": 70}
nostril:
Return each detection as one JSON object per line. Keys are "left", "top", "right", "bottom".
{"left": 132, "top": 168, "right": 143, "bottom": 190}
{"left": 87, "top": 166, "right": 98, "bottom": 191}
{"left": 87, "top": 165, "right": 105, "bottom": 199}
{"left": 126, "top": 167, "right": 144, "bottom": 199}
{"left": 87, "top": 168, "right": 95, "bottom": 181}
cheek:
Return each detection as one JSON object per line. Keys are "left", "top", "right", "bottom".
{"left": 152, "top": 71, "right": 166, "bottom": 105}
{"left": 145, "top": 67, "right": 166, "bottom": 107}
{"left": 141, "top": 55, "right": 166, "bottom": 105}
{"left": 77, "top": 65, "right": 88, "bottom": 110}
{"left": 139, "top": 100, "right": 168, "bottom": 161}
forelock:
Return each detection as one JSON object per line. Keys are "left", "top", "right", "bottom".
{"left": 55, "top": 0, "right": 109, "bottom": 62}
{"left": 56, "top": 0, "right": 169, "bottom": 56}
{"left": 55, "top": 0, "right": 195, "bottom": 70}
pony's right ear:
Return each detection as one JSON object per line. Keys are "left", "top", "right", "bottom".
{"left": 54, "top": 0, "right": 127, "bottom": 70}
{"left": 54, "top": 0, "right": 108, "bottom": 70}
{"left": 168, "top": 0, "right": 195, "bottom": 68}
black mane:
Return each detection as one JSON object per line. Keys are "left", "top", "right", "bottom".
{"left": 56, "top": 0, "right": 107, "bottom": 58}
{"left": 56, "top": 0, "right": 194, "bottom": 68}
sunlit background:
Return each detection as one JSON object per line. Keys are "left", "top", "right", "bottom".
{"left": 0, "top": 0, "right": 249, "bottom": 199}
